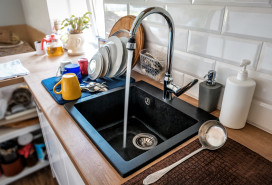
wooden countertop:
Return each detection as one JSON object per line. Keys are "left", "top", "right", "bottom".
{"left": 0, "top": 52, "right": 272, "bottom": 185}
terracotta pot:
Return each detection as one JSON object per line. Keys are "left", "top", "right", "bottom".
{"left": 1, "top": 157, "right": 24, "bottom": 177}
{"left": 66, "top": 33, "right": 85, "bottom": 56}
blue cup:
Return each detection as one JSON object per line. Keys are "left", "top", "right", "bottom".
{"left": 63, "top": 64, "right": 82, "bottom": 83}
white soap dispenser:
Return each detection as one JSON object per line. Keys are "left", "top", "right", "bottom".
{"left": 219, "top": 59, "right": 256, "bottom": 129}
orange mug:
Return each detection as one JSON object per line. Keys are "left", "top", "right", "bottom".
{"left": 53, "top": 73, "right": 81, "bottom": 100}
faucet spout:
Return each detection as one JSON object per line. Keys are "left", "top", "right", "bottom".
{"left": 126, "top": 7, "right": 174, "bottom": 76}
{"left": 127, "top": 7, "right": 198, "bottom": 101}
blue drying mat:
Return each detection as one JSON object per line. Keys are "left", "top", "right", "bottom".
{"left": 41, "top": 75, "right": 135, "bottom": 105}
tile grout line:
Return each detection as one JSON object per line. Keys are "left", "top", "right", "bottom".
{"left": 220, "top": 6, "right": 227, "bottom": 35}
{"left": 254, "top": 42, "right": 264, "bottom": 71}
{"left": 186, "top": 30, "right": 190, "bottom": 53}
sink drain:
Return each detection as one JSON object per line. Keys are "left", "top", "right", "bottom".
{"left": 133, "top": 133, "right": 158, "bottom": 150}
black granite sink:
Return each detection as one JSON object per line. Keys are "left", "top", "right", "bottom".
{"left": 65, "top": 81, "right": 216, "bottom": 177}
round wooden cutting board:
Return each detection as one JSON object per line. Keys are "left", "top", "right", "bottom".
{"left": 109, "top": 15, "right": 145, "bottom": 67}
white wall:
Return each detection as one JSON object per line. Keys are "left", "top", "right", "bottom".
{"left": 21, "top": 0, "right": 51, "bottom": 34}
{"left": 0, "top": 0, "right": 52, "bottom": 34}
{"left": 47, "top": 0, "right": 70, "bottom": 21}
{"left": 103, "top": 0, "right": 272, "bottom": 133}
{"left": 0, "top": 0, "right": 26, "bottom": 26}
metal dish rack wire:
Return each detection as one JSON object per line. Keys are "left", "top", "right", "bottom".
{"left": 139, "top": 49, "right": 166, "bottom": 82}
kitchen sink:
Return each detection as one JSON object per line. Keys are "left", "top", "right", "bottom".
{"left": 65, "top": 81, "right": 216, "bottom": 177}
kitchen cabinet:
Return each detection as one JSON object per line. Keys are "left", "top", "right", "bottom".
{"left": 0, "top": 118, "right": 50, "bottom": 185}
{"left": 36, "top": 107, "right": 85, "bottom": 185}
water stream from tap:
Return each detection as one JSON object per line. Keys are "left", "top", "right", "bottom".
{"left": 123, "top": 50, "right": 134, "bottom": 148}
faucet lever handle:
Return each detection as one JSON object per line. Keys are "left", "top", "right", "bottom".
{"left": 174, "top": 79, "right": 198, "bottom": 97}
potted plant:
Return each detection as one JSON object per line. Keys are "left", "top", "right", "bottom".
{"left": 61, "top": 12, "right": 92, "bottom": 55}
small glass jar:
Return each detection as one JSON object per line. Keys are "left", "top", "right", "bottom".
{"left": 42, "top": 34, "right": 64, "bottom": 57}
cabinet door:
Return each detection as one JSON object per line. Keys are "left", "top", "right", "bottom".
{"left": 36, "top": 107, "right": 55, "bottom": 178}
{"left": 37, "top": 108, "right": 85, "bottom": 185}
{"left": 37, "top": 108, "right": 69, "bottom": 185}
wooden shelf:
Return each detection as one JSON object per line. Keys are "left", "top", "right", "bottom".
{"left": 0, "top": 77, "right": 24, "bottom": 88}
{"left": 0, "top": 109, "right": 38, "bottom": 127}
{"left": 0, "top": 120, "right": 40, "bottom": 143}
{"left": 0, "top": 161, "right": 49, "bottom": 185}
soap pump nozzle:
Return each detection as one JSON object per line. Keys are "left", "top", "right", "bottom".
{"left": 204, "top": 70, "right": 216, "bottom": 86}
{"left": 237, "top": 59, "right": 250, "bottom": 81}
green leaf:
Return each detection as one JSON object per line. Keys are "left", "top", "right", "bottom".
{"left": 83, "top": 12, "right": 92, "bottom": 17}
{"left": 61, "top": 18, "right": 69, "bottom": 25}
{"left": 61, "top": 11, "right": 92, "bottom": 32}
{"left": 84, "top": 16, "right": 90, "bottom": 22}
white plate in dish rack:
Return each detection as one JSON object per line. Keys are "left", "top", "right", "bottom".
{"left": 106, "top": 36, "right": 123, "bottom": 77}
{"left": 88, "top": 52, "right": 103, "bottom": 80}
{"left": 99, "top": 46, "right": 110, "bottom": 78}
{"left": 116, "top": 37, "right": 129, "bottom": 76}
{"left": 104, "top": 41, "right": 116, "bottom": 77}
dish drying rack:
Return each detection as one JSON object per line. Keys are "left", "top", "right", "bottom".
{"left": 140, "top": 49, "right": 166, "bottom": 81}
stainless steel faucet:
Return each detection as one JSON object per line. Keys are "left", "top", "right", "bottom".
{"left": 127, "top": 7, "right": 198, "bottom": 100}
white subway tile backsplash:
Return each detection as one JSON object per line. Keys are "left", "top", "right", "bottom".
{"left": 193, "top": 0, "right": 271, "bottom": 7}
{"left": 104, "top": 3, "right": 128, "bottom": 36}
{"left": 222, "top": 7, "right": 272, "bottom": 41}
{"left": 143, "top": 22, "right": 168, "bottom": 46}
{"left": 104, "top": 0, "right": 145, "bottom": 2}
{"left": 188, "top": 31, "right": 262, "bottom": 68}
{"left": 215, "top": 61, "right": 240, "bottom": 85}
{"left": 167, "top": 5, "right": 224, "bottom": 32}
{"left": 144, "top": 42, "right": 167, "bottom": 57}
{"left": 175, "top": 28, "right": 189, "bottom": 52}
{"left": 172, "top": 70, "right": 184, "bottom": 87}
{"left": 143, "top": 22, "right": 188, "bottom": 51}
{"left": 104, "top": 3, "right": 128, "bottom": 19}
{"left": 172, "top": 50, "right": 215, "bottom": 78}
{"left": 249, "top": 71, "right": 272, "bottom": 105}
{"left": 129, "top": 3, "right": 165, "bottom": 24}
{"left": 257, "top": 42, "right": 272, "bottom": 75}
{"left": 184, "top": 74, "right": 203, "bottom": 99}
{"left": 102, "top": 1, "right": 272, "bottom": 133}
{"left": 146, "top": 0, "right": 191, "bottom": 3}
{"left": 248, "top": 100, "right": 272, "bottom": 134}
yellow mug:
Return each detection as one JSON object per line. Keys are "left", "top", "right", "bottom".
{"left": 53, "top": 73, "right": 81, "bottom": 100}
